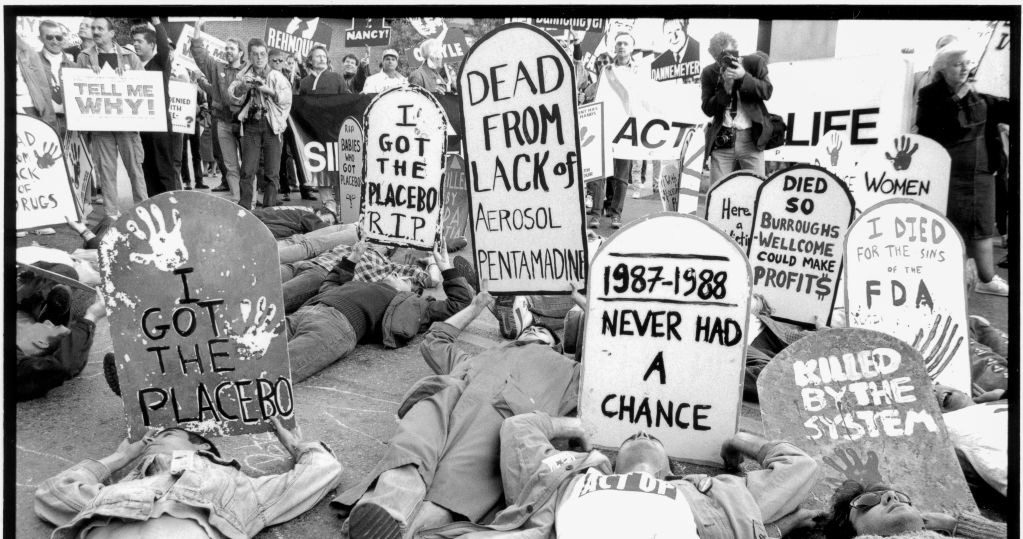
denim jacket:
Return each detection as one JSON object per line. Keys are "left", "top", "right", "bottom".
{"left": 228, "top": 64, "right": 292, "bottom": 135}
{"left": 35, "top": 442, "right": 343, "bottom": 539}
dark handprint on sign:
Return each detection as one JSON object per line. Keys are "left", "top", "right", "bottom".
{"left": 823, "top": 448, "right": 882, "bottom": 489}
{"left": 912, "top": 314, "right": 963, "bottom": 380}
{"left": 35, "top": 142, "right": 61, "bottom": 170}
{"left": 826, "top": 132, "right": 843, "bottom": 167}
{"left": 345, "top": 193, "right": 357, "bottom": 209}
{"left": 884, "top": 136, "right": 919, "bottom": 171}
{"left": 66, "top": 139, "right": 83, "bottom": 188}
{"left": 579, "top": 126, "right": 596, "bottom": 147}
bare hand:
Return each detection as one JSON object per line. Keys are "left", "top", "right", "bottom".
{"left": 349, "top": 239, "right": 370, "bottom": 262}
{"left": 433, "top": 237, "right": 452, "bottom": 270}
{"left": 115, "top": 66, "right": 126, "bottom": 76}
{"left": 470, "top": 290, "right": 494, "bottom": 311}
{"left": 151, "top": 17, "right": 162, "bottom": 26}
{"left": 271, "top": 417, "right": 304, "bottom": 460}
{"left": 85, "top": 292, "right": 108, "bottom": 321}
{"left": 115, "top": 432, "right": 154, "bottom": 462}
{"left": 922, "top": 512, "right": 957, "bottom": 533}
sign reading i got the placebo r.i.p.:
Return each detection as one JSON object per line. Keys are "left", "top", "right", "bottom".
{"left": 336, "top": 116, "right": 364, "bottom": 225}
{"left": 844, "top": 199, "right": 970, "bottom": 394}
{"left": 458, "top": 22, "right": 588, "bottom": 295}
{"left": 704, "top": 171, "right": 763, "bottom": 249}
{"left": 758, "top": 328, "right": 976, "bottom": 515}
{"left": 747, "top": 165, "right": 854, "bottom": 326}
{"left": 579, "top": 213, "right": 751, "bottom": 465}
{"left": 98, "top": 191, "right": 295, "bottom": 441}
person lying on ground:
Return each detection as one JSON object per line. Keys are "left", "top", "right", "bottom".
{"left": 933, "top": 384, "right": 1008, "bottom": 498}
{"left": 251, "top": 204, "right": 338, "bottom": 239}
{"left": 333, "top": 287, "right": 581, "bottom": 539}
{"left": 34, "top": 417, "right": 343, "bottom": 539}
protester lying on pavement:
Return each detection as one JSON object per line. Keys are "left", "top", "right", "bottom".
{"left": 251, "top": 204, "right": 338, "bottom": 239}
{"left": 34, "top": 417, "right": 343, "bottom": 539}
{"left": 933, "top": 384, "right": 1008, "bottom": 498}
{"left": 333, "top": 288, "right": 580, "bottom": 539}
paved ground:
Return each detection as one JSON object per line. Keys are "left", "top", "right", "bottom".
{"left": 14, "top": 177, "right": 1010, "bottom": 537}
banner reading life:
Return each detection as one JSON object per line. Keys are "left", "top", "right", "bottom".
{"left": 458, "top": 23, "right": 588, "bottom": 294}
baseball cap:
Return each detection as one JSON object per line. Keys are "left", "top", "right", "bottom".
{"left": 382, "top": 48, "right": 399, "bottom": 59}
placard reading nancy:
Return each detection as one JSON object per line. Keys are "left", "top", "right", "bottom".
{"left": 63, "top": 67, "right": 168, "bottom": 132}
{"left": 16, "top": 114, "right": 81, "bottom": 230}
{"left": 579, "top": 102, "right": 610, "bottom": 183}
{"left": 848, "top": 134, "right": 950, "bottom": 215}
{"left": 704, "top": 172, "right": 763, "bottom": 249}
{"left": 748, "top": 165, "right": 854, "bottom": 326}
{"left": 758, "top": 328, "right": 976, "bottom": 514}
{"left": 458, "top": 23, "right": 588, "bottom": 295}
{"left": 98, "top": 192, "right": 295, "bottom": 441}
{"left": 337, "top": 116, "right": 364, "bottom": 225}
{"left": 579, "top": 213, "right": 751, "bottom": 465}
{"left": 168, "top": 80, "right": 199, "bottom": 135}
{"left": 844, "top": 199, "right": 970, "bottom": 394}
{"left": 360, "top": 87, "right": 448, "bottom": 249}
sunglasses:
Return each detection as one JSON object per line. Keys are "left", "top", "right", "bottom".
{"left": 270, "top": 58, "right": 285, "bottom": 63}
{"left": 44, "top": 34, "right": 65, "bottom": 42}
{"left": 850, "top": 490, "right": 912, "bottom": 510}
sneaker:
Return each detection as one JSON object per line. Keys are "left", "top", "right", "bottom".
{"left": 453, "top": 255, "right": 479, "bottom": 292}
{"left": 493, "top": 296, "right": 519, "bottom": 339}
{"left": 183, "top": 184, "right": 193, "bottom": 190}
{"left": 632, "top": 189, "right": 642, "bottom": 199}
{"left": 281, "top": 193, "right": 291, "bottom": 202}
{"left": 348, "top": 502, "right": 403, "bottom": 539}
{"left": 975, "top": 275, "right": 1009, "bottom": 297}
{"left": 16, "top": 231, "right": 28, "bottom": 238}
{"left": 103, "top": 352, "right": 121, "bottom": 397}
{"left": 611, "top": 216, "right": 622, "bottom": 229}
{"left": 588, "top": 216, "right": 600, "bottom": 229}
{"left": 512, "top": 296, "right": 534, "bottom": 338}
{"left": 301, "top": 190, "right": 318, "bottom": 201}
{"left": 211, "top": 184, "right": 230, "bottom": 192}
{"left": 194, "top": 182, "right": 209, "bottom": 190}
{"left": 39, "top": 284, "right": 72, "bottom": 326}
{"left": 33, "top": 228, "right": 57, "bottom": 235}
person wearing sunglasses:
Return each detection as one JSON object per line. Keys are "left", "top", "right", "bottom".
{"left": 37, "top": 20, "right": 75, "bottom": 138}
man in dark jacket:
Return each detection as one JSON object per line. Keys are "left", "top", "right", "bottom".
{"left": 132, "top": 19, "right": 182, "bottom": 195}
{"left": 342, "top": 51, "right": 372, "bottom": 93}
{"left": 700, "top": 32, "right": 773, "bottom": 183}
{"left": 299, "top": 45, "right": 350, "bottom": 95}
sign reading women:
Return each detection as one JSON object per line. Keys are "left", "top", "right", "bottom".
{"left": 579, "top": 213, "right": 751, "bottom": 465}
{"left": 848, "top": 134, "right": 950, "bottom": 215}
{"left": 98, "top": 192, "right": 294, "bottom": 441}
{"left": 704, "top": 171, "right": 763, "bottom": 249}
{"left": 458, "top": 22, "right": 588, "bottom": 295}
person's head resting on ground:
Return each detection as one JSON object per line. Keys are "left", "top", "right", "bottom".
{"left": 420, "top": 39, "right": 444, "bottom": 68}
{"left": 932, "top": 42, "right": 973, "bottom": 90}
{"left": 313, "top": 207, "right": 338, "bottom": 226}
{"left": 516, "top": 324, "right": 558, "bottom": 347}
{"left": 614, "top": 431, "right": 671, "bottom": 479}
{"left": 145, "top": 427, "right": 221, "bottom": 458}
{"left": 709, "top": 32, "right": 740, "bottom": 64}
{"left": 379, "top": 271, "right": 416, "bottom": 293}
{"left": 933, "top": 383, "right": 982, "bottom": 412}
{"left": 824, "top": 480, "right": 923, "bottom": 538}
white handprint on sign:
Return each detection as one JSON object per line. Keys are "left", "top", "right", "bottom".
{"left": 126, "top": 204, "right": 189, "bottom": 271}
{"left": 230, "top": 297, "right": 280, "bottom": 360}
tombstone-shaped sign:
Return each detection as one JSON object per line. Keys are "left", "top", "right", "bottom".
{"left": 758, "top": 328, "right": 976, "bottom": 514}
{"left": 704, "top": 171, "right": 763, "bottom": 249}
{"left": 844, "top": 199, "right": 970, "bottom": 394}
{"left": 458, "top": 23, "right": 588, "bottom": 295}
{"left": 168, "top": 80, "right": 199, "bottom": 135}
{"left": 747, "top": 165, "right": 854, "bottom": 326}
{"left": 441, "top": 152, "right": 471, "bottom": 245}
{"left": 360, "top": 86, "right": 448, "bottom": 249}
{"left": 658, "top": 161, "right": 681, "bottom": 212}
{"left": 579, "top": 213, "right": 751, "bottom": 465}
{"left": 849, "top": 134, "right": 950, "bottom": 215}
{"left": 337, "top": 116, "right": 364, "bottom": 224}
{"left": 98, "top": 191, "right": 295, "bottom": 441}
{"left": 16, "top": 114, "right": 81, "bottom": 230}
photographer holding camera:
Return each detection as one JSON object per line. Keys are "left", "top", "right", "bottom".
{"left": 700, "top": 32, "right": 774, "bottom": 183}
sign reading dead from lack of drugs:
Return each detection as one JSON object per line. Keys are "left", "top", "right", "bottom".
{"left": 758, "top": 328, "right": 976, "bottom": 514}
{"left": 844, "top": 199, "right": 970, "bottom": 394}
{"left": 458, "top": 22, "right": 588, "bottom": 295}
{"left": 98, "top": 191, "right": 295, "bottom": 441}
{"left": 337, "top": 116, "right": 364, "bottom": 225}
{"left": 704, "top": 171, "right": 763, "bottom": 249}
{"left": 747, "top": 165, "right": 854, "bottom": 326}
{"left": 579, "top": 213, "right": 751, "bottom": 465}
{"left": 360, "top": 86, "right": 448, "bottom": 249}
{"left": 848, "top": 134, "right": 950, "bottom": 215}
{"left": 16, "top": 114, "right": 81, "bottom": 231}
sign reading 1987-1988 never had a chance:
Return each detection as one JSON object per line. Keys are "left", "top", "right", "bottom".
{"left": 458, "top": 23, "right": 588, "bottom": 294}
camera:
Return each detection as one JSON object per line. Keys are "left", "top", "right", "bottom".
{"left": 720, "top": 52, "right": 739, "bottom": 69}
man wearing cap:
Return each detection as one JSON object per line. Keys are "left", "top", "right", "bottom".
{"left": 362, "top": 49, "right": 408, "bottom": 93}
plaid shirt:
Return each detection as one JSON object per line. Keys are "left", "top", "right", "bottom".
{"left": 311, "top": 246, "right": 430, "bottom": 288}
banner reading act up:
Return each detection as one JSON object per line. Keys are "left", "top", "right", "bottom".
{"left": 458, "top": 22, "right": 588, "bottom": 295}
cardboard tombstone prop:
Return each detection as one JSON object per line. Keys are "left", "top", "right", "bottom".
{"left": 758, "top": 328, "right": 977, "bottom": 514}
{"left": 747, "top": 165, "right": 854, "bottom": 326}
{"left": 337, "top": 116, "right": 365, "bottom": 224}
{"left": 458, "top": 22, "right": 588, "bottom": 295}
{"left": 98, "top": 192, "right": 295, "bottom": 441}
{"left": 704, "top": 171, "right": 763, "bottom": 249}
{"left": 440, "top": 152, "right": 472, "bottom": 249}
{"left": 16, "top": 114, "right": 82, "bottom": 230}
{"left": 579, "top": 213, "right": 751, "bottom": 465}
{"left": 845, "top": 199, "right": 971, "bottom": 394}
{"left": 848, "top": 134, "right": 950, "bottom": 215}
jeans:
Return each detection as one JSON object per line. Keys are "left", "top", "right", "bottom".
{"left": 140, "top": 131, "right": 182, "bottom": 196}
{"left": 240, "top": 117, "right": 283, "bottom": 210}
{"left": 276, "top": 223, "right": 360, "bottom": 264}
{"left": 287, "top": 304, "right": 358, "bottom": 382}
{"left": 181, "top": 132, "right": 203, "bottom": 186}
{"left": 604, "top": 158, "right": 632, "bottom": 218}
{"left": 217, "top": 120, "right": 242, "bottom": 196}
{"left": 709, "top": 128, "right": 765, "bottom": 183}
{"left": 278, "top": 124, "right": 296, "bottom": 195}
{"left": 282, "top": 261, "right": 329, "bottom": 313}
{"left": 631, "top": 159, "right": 661, "bottom": 185}
{"left": 210, "top": 117, "right": 228, "bottom": 185}
{"left": 343, "top": 465, "right": 454, "bottom": 539}
{"left": 586, "top": 179, "right": 605, "bottom": 217}
{"left": 89, "top": 131, "right": 148, "bottom": 219}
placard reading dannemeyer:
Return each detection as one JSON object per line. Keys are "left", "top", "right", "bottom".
{"left": 98, "top": 192, "right": 295, "bottom": 441}
{"left": 62, "top": 66, "right": 168, "bottom": 132}
{"left": 579, "top": 213, "right": 751, "bottom": 465}
{"left": 458, "top": 22, "right": 588, "bottom": 295}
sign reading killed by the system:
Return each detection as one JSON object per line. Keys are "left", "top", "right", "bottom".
{"left": 336, "top": 116, "right": 364, "bottom": 224}
{"left": 758, "top": 328, "right": 976, "bottom": 514}
{"left": 345, "top": 18, "right": 391, "bottom": 47}
{"left": 63, "top": 66, "right": 168, "bottom": 132}
{"left": 747, "top": 165, "right": 854, "bottom": 326}
{"left": 360, "top": 87, "right": 448, "bottom": 249}
{"left": 973, "top": 21, "right": 1009, "bottom": 99}
{"left": 168, "top": 80, "right": 199, "bottom": 135}
{"left": 579, "top": 213, "right": 751, "bottom": 465}
{"left": 98, "top": 191, "right": 295, "bottom": 441}
{"left": 844, "top": 199, "right": 970, "bottom": 394}
{"left": 579, "top": 102, "right": 610, "bottom": 183}
{"left": 848, "top": 135, "right": 950, "bottom": 215}
{"left": 441, "top": 153, "right": 471, "bottom": 245}
{"left": 266, "top": 17, "right": 332, "bottom": 57}
{"left": 458, "top": 23, "right": 588, "bottom": 294}
{"left": 16, "top": 114, "right": 82, "bottom": 230}
{"left": 704, "top": 172, "right": 763, "bottom": 249}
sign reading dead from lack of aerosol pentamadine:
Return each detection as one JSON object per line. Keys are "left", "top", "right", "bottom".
{"left": 747, "top": 165, "right": 854, "bottom": 326}
{"left": 848, "top": 134, "right": 950, "bottom": 215}
{"left": 337, "top": 116, "right": 364, "bottom": 225}
{"left": 704, "top": 171, "right": 763, "bottom": 249}
{"left": 579, "top": 213, "right": 751, "bottom": 465}
{"left": 360, "top": 86, "right": 448, "bottom": 249}
{"left": 98, "top": 191, "right": 295, "bottom": 441}
{"left": 844, "top": 199, "right": 970, "bottom": 394}
{"left": 458, "top": 22, "right": 588, "bottom": 295}
{"left": 758, "top": 328, "right": 976, "bottom": 515}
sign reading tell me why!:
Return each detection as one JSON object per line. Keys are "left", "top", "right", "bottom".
{"left": 337, "top": 116, "right": 364, "bottom": 224}
{"left": 844, "top": 199, "right": 970, "bottom": 394}
{"left": 458, "top": 23, "right": 588, "bottom": 295}
{"left": 360, "top": 86, "right": 448, "bottom": 249}
{"left": 62, "top": 66, "right": 168, "bottom": 132}
{"left": 704, "top": 172, "right": 763, "bottom": 249}
{"left": 16, "top": 114, "right": 81, "bottom": 231}
{"left": 579, "top": 213, "right": 751, "bottom": 465}
{"left": 98, "top": 192, "right": 295, "bottom": 441}
{"left": 758, "top": 328, "right": 976, "bottom": 514}
{"left": 747, "top": 165, "right": 854, "bottom": 326}
{"left": 848, "top": 134, "right": 950, "bottom": 215}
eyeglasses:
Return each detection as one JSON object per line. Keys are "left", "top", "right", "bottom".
{"left": 951, "top": 60, "right": 974, "bottom": 68}
{"left": 850, "top": 490, "right": 912, "bottom": 510}
{"left": 44, "top": 34, "right": 65, "bottom": 42}
{"left": 270, "top": 58, "right": 284, "bottom": 63}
